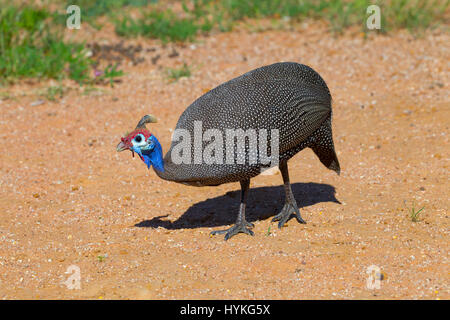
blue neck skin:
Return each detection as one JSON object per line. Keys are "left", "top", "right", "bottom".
{"left": 134, "top": 136, "right": 164, "bottom": 172}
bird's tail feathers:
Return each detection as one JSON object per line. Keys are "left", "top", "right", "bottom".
{"left": 309, "top": 117, "right": 340, "bottom": 175}
{"left": 311, "top": 145, "right": 340, "bottom": 175}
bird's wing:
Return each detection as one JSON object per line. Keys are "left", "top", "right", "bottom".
{"left": 172, "top": 78, "right": 331, "bottom": 155}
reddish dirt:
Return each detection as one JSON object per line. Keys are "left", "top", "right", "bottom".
{"left": 0, "top": 22, "right": 448, "bottom": 299}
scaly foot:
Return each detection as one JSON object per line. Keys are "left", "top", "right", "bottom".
{"left": 272, "top": 200, "right": 306, "bottom": 228}
{"left": 211, "top": 221, "right": 254, "bottom": 241}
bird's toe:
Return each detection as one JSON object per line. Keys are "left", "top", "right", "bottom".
{"left": 273, "top": 201, "right": 306, "bottom": 228}
{"left": 246, "top": 221, "right": 255, "bottom": 228}
{"left": 211, "top": 222, "right": 255, "bottom": 241}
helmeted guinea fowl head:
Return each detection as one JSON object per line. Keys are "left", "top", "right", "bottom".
{"left": 116, "top": 115, "right": 164, "bottom": 172}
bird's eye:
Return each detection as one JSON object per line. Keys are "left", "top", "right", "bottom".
{"left": 134, "top": 135, "right": 142, "bottom": 143}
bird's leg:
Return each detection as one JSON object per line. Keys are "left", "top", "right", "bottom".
{"left": 272, "top": 161, "right": 306, "bottom": 228}
{"left": 211, "top": 179, "right": 254, "bottom": 240}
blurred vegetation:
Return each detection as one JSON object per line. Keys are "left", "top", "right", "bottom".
{"left": 166, "top": 63, "right": 192, "bottom": 82}
{"left": 0, "top": 3, "right": 126, "bottom": 85}
{"left": 115, "top": 10, "right": 203, "bottom": 42}
{"left": 64, "top": 0, "right": 155, "bottom": 19}
{"left": 0, "top": 0, "right": 448, "bottom": 84}
{"left": 63, "top": 0, "right": 157, "bottom": 28}
{"left": 113, "top": 0, "right": 449, "bottom": 41}
{"left": 382, "top": 0, "right": 449, "bottom": 31}
{"left": 0, "top": 5, "right": 92, "bottom": 84}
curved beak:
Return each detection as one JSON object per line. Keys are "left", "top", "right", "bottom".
{"left": 116, "top": 141, "right": 128, "bottom": 152}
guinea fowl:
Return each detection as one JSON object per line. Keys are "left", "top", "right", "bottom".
{"left": 117, "top": 62, "right": 340, "bottom": 240}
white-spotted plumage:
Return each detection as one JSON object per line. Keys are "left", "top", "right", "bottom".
{"left": 154, "top": 62, "right": 340, "bottom": 185}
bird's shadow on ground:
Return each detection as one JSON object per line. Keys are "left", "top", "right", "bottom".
{"left": 135, "top": 182, "right": 339, "bottom": 230}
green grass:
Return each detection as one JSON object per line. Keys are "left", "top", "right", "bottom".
{"left": 45, "top": 84, "right": 65, "bottom": 101}
{"left": 65, "top": 0, "right": 154, "bottom": 18}
{"left": 266, "top": 224, "right": 272, "bottom": 236}
{"left": 94, "top": 63, "right": 125, "bottom": 87}
{"left": 97, "top": 254, "right": 107, "bottom": 262}
{"left": 166, "top": 63, "right": 192, "bottom": 81}
{"left": 63, "top": 0, "right": 157, "bottom": 29}
{"left": 0, "top": 5, "right": 89, "bottom": 83}
{"left": 407, "top": 201, "right": 425, "bottom": 222}
{"left": 0, "top": 3, "right": 124, "bottom": 85}
{"left": 381, "top": 0, "right": 450, "bottom": 32}
{"left": 112, "top": 0, "right": 449, "bottom": 41}
{"left": 215, "top": 0, "right": 449, "bottom": 32}
{"left": 1, "top": 1, "right": 447, "bottom": 84}
{"left": 115, "top": 10, "right": 200, "bottom": 42}
{"left": 113, "top": 0, "right": 221, "bottom": 43}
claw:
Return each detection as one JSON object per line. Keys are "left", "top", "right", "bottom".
{"left": 272, "top": 201, "right": 306, "bottom": 228}
{"left": 211, "top": 221, "right": 255, "bottom": 240}
{"left": 246, "top": 221, "right": 255, "bottom": 228}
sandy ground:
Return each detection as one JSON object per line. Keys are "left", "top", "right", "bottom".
{"left": 0, "top": 21, "right": 449, "bottom": 299}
